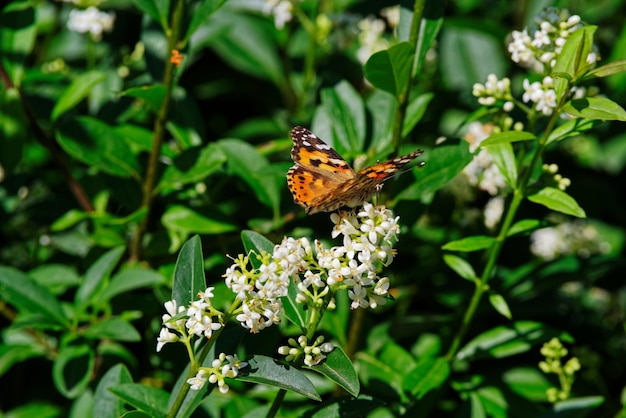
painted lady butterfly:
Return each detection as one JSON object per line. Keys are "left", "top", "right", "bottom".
{"left": 287, "top": 126, "right": 424, "bottom": 214}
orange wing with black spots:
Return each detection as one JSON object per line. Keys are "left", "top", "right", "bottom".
{"left": 287, "top": 126, "right": 423, "bottom": 214}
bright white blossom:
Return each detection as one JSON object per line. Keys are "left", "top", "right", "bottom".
{"left": 67, "top": 7, "right": 115, "bottom": 40}
{"left": 523, "top": 76, "right": 557, "bottom": 116}
{"left": 530, "top": 221, "right": 610, "bottom": 261}
{"left": 507, "top": 8, "right": 597, "bottom": 72}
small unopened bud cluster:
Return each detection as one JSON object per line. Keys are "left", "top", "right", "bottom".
{"left": 542, "top": 163, "right": 571, "bottom": 190}
{"left": 278, "top": 335, "right": 335, "bottom": 367}
{"left": 187, "top": 353, "right": 248, "bottom": 393}
{"left": 538, "top": 338, "right": 580, "bottom": 403}
{"left": 472, "top": 74, "right": 514, "bottom": 111}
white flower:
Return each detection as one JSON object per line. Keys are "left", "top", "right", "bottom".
{"left": 156, "top": 327, "right": 179, "bottom": 352}
{"left": 484, "top": 196, "right": 504, "bottom": 229}
{"left": 522, "top": 77, "right": 557, "bottom": 116}
{"left": 67, "top": 7, "right": 115, "bottom": 40}
{"left": 187, "top": 370, "right": 209, "bottom": 391}
{"left": 262, "top": 0, "right": 293, "bottom": 30}
{"left": 530, "top": 221, "right": 610, "bottom": 261}
{"left": 357, "top": 16, "right": 389, "bottom": 64}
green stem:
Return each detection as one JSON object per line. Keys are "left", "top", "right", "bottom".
{"left": 391, "top": 0, "right": 425, "bottom": 149}
{"left": 129, "top": 0, "right": 184, "bottom": 261}
{"left": 445, "top": 84, "right": 571, "bottom": 360}
{"left": 166, "top": 299, "right": 241, "bottom": 418}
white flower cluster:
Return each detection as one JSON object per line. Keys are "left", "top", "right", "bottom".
{"left": 223, "top": 202, "right": 400, "bottom": 332}
{"left": 223, "top": 251, "right": 291, "bottom": 333}
{"left": 278, "top": 335, "right": 334, "bottom": 366}
{"left": 523, "top": 76, "right": 558, "bottom": 116}
{"left": 530, "top": 221, "right": 610, "bottom": 261}
{"left": 156, "top": 288, "right": 223, "bottom": 352}
{"left": 462, "top": 122, "right": 508, "bottom": 197}
{"left": 187, "top": 353, "right": 247, "bottom": 393}
{"left": 356, "top": 16, "right": 389, "bottom": 64}
{"left": 472, "top": 74, "right": 514, "bottom": 111}
{"left": 507, "top": 8, "right": 596, "bottom": 72}
{"left": 67, "top": 7, "right": 115, "bottom": 40}
{"left": 317, "top": 203, "right": 399, "bottom": 309}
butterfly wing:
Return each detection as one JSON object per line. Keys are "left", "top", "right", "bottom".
{"left": 357, "top": 149, "right": 424, "bottom": 180}
{"left": 287, "top": 126, "right": 356, "bottom": 214}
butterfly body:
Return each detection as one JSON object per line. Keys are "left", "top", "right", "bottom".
{"left": 287, "top": 126, "right": 423, "bottom": 214}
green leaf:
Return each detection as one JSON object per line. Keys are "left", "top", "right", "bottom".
{"left": 56, "top": 117, "right": 140, "bottom": 178}
{"left": 502, "top": 367, "right": 552, "bottom": 401}
{"left": 403, "top": 357, "right": 450, "bottom": 399}
{"left": 402, "top": 93, "right": 434, "bottom": 137}
{"left": 439, "top": 24, "right": 506, "bottom": 92}
{"left": 527, "top": 187, "right": 586, "bottom": 218}
{"left": 0, "top": 266, "right": 69, "bottom": 328}
{"left": 28, "top": 264, "right": 80, "bottom": 295}
{"left": 99, "top": 267, "right": 166, "bottom": 304}
{"left": 320, "top": 81, "right": 366, "bottom": 154}
{"left": 551, "top": 396, "right": 605, "bottom": 416}
{"left": 0, "top": 344, "right": 46, "bottom": 376}
{"left": 443, "top": 254, "right": 477, "bottom": 281}
{"left": 210, "top": 11, "right": 285, "bottom": 87}
{"left": 396, "top": 143, "right": 473, "bottom": 200}
{"left": 50, "top": 209, "right": 89, "bottom": 232}
{"left": 414, "top": 8, "right": 443, "bottom": 73}
{"left": 584, "top": 59, "right": 626, "bottom": 79}
{"left": 75, "top": 247, "right": 125, "bottom": 310}
{"left": 507, "top": 219, "right": 545, "bottom": 236}
{"left": 238, "top": 355, "right": 321, "bottom": 401}
{"left": 0, "top": 2, "right": 36, "bottom": 87}
{"left": 131, "top": 0, "right": 170, "bottom": 30}
{"left": 457, "top": 321, "right": 561, "bottom": 361}
{"left": 547, "top": 118, "right": 598, "bottom": 145}
{"left": 479, "top": 131, "right": 536, "bottom": 146}
{"left": 442, "top": 235, "right": 495, "bottom": 252}
{"left": 162, "top": 205, "right": 237, "bottom": 252}
{"left": 304, "top": 396, "right": 381, "bottom": 418}
{"left": 241, "top": 230, "right": 275, "bottom": 263}
{"left": 83, "top": 317, "right": 141, "bottom": 342}
{"left": 552, "top": 26, "right": 596, "bottom": 96}
{"left": 51, "top": 71, "right": 106, "bottom": 122}
{"left": 365, "top": 42, "right": 415, "bottom": 97}
{"left": 304, "top": 347, "right": 359, "bottom": 397}
{"left": 53, "top": 344, "right": 95, "bottom": 399}
{"left": 172, "top": 235, "right": 206, "bottom": 308}
{"left": 183, "top": 0, "right": 228, "bottom": 44}
{"left": 488, "top": 292, "right": 512, "bottom": 319}
{"left": 562, "top": 97, "right": 626, "bottom": 121}
{"left": 108, "top": 383, "right": 169, "bottom": 418}
{"left": 155, "top": 143, "right": 226, "bottom": 195}
{"left": 123, "top": 85, "right": 167, "bottom": 113}
{"left": 485, "top": 142, "right": 517, "bottom": 188}
{"left": 282, "top": 279, "right": 307, "bottom": 330}
{"left": 94, "top": 364, "right": 133, "bottom": 418}
{"left": 366, "top": 90, "right": 396, "bottom": 151}
{"left": 218, "top": 138, "right": 281, "bottom": 211}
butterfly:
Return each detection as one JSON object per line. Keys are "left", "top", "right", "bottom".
{"left": 287, "top": 126, "right": 424, "bottom": 215}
